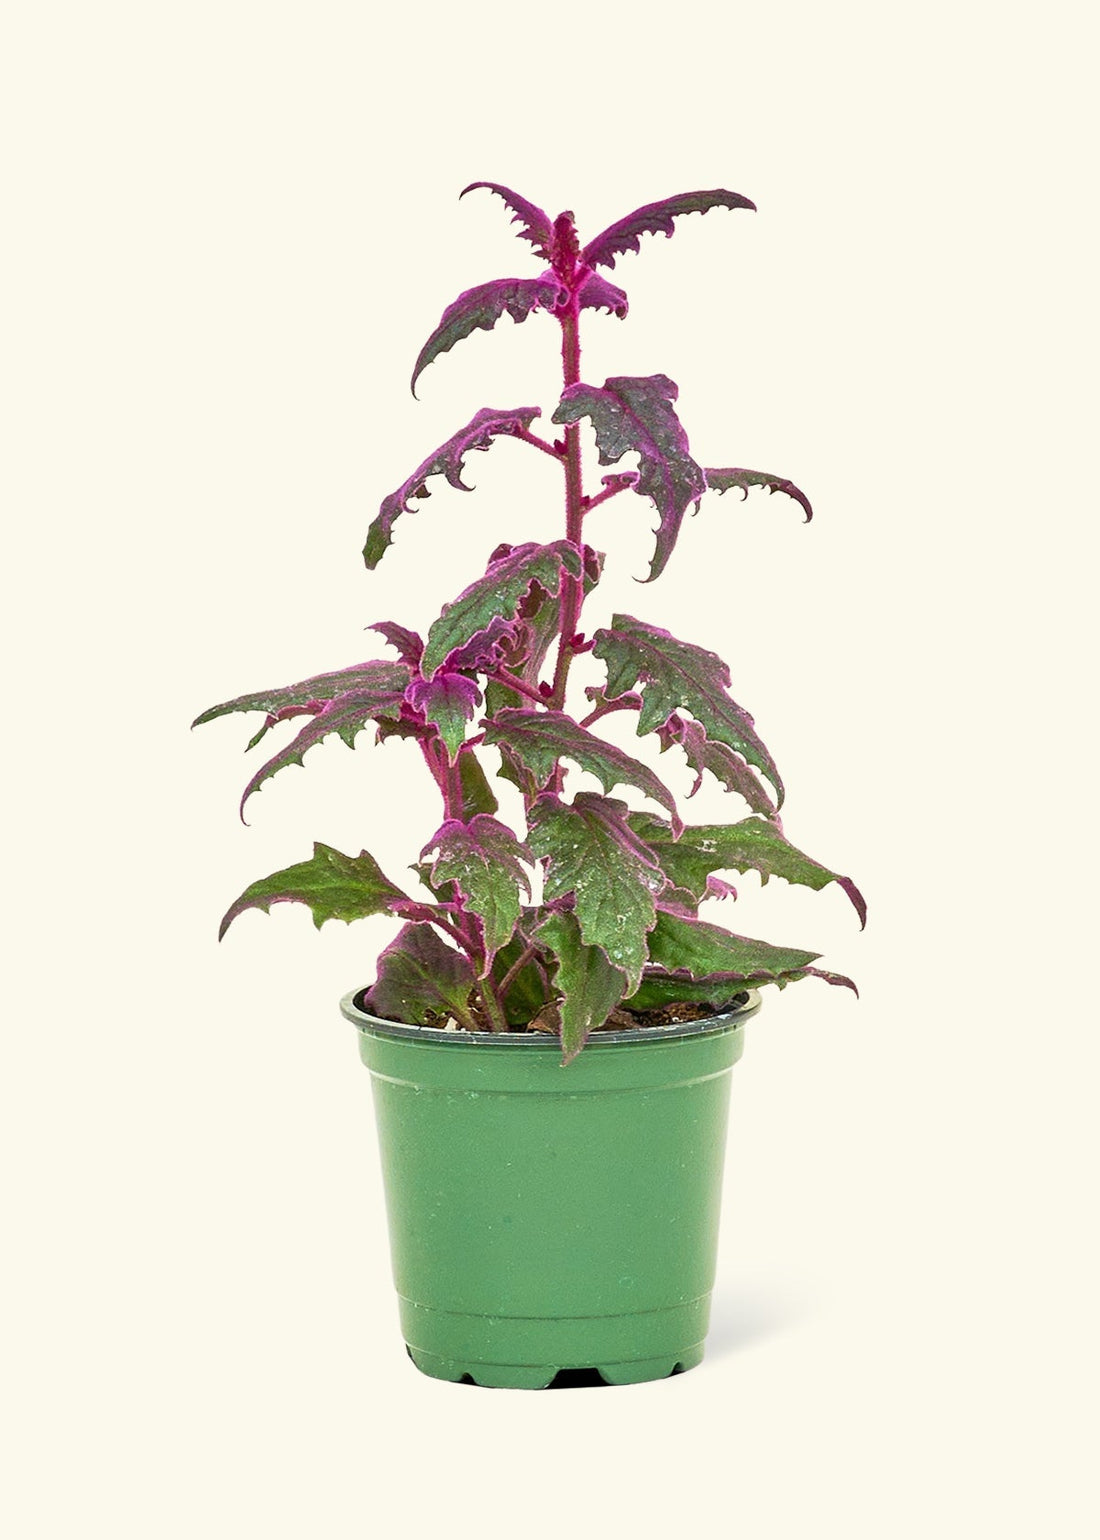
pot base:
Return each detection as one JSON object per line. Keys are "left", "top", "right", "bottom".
{"left": 407, "top": 1341, "right": 705, "bottom": 1388}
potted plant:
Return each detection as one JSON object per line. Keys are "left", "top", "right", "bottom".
{"left": 195, "top": 182, "right": 864, "bottom": 1388}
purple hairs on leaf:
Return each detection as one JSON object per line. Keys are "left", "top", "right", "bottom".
{"left": 704, "top": 467, "right": 813, "bottom": 523}
{"left": 406, "top": 672, "right": 482, "bottom": 765}
{"left": 553, "top": 374, "right": 705, "bottom": 582}
{"left": 369, "top": 621, "right": 424, "bottom": 669}
{"left": 411, "top": 277, "right": 566, "bottom": 396}
{"left": 365, "top": 407, "right": 543, "bottom": 568}
{"left": 582, "top": 189, "right": 756, "bottom": 273}
{"left": 461, "top": 182, "right": 555, "bottom": 261}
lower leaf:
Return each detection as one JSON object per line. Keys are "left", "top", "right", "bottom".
{"left": 219, "top": 843, "right": 407, "bottom": 940}
{"left": 536, "top": 910, "right": 627, "bottom": 1065}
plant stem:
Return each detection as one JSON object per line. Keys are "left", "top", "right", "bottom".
{"left": 478, "top": 973, "right": 510, "bottom": 1033}
{"left": 497, "top": 934, "right": 539, "bottom": 999}
{"left": 550, "top": 296, "right": 585, "bottom": 711}
{"left": 513, "top": 426, "right": 565, "bottom": 460}
{"left": 490, "top": 668, "right": 545, "bottom": 704}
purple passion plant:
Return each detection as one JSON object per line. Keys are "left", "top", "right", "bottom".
{"left": 195, "top": 183, "right": 864, "bottom": 1064}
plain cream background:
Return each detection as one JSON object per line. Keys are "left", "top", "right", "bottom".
{"left": 4, "top": 2, "right": 1096, "bottom": 1535}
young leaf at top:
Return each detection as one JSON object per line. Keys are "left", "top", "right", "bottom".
{"left": 460, "top": 182, "right": 554, "bottom": 261}
{"left": 553, "top": 374, "right": 705, "bottom": 582}
{"left": 219, "top": 842, "right": 408, "bottom": 940}
{"left": 421, "top": 815, "right": 534, "bottom": 972}
{"left": 535, "top": 910, "right": 628, "bottom": 1065}
{"left": 592, "top": 614, "right": 784, "bottom": 806}
{"left": 577, "top": 272, "right": 629, "bottom": 318}
{"left": 364, "top": 406, "right": 544, "bottom": 569}
{"left": 528, "top": 793, "right": 660, "bottom": 993}
{"left": 483, "top": 709, "right": 681, "bottom": 829}
{"left": 193, "top": 659, "right": 410, "bottom": 750}
{"left": 370, "top": 622, "right": 424, "bottom": 669}
{"left": 411, "top": 275, "right": 566, "bottom": 396}
{"left": 237, "top": 675, "right": 410, "bottom": 820}
{"left": 704, "top": 468, "right": 813, "bottom": 523}
{"left": 582, "top": 190, "right": 756, "bottom": 272}
{"left": 629, "top": 814, "right": 867, "bottom": 926}
{"left": 420, "top": 540, "right": 586, "bottom": 678}
{"left": 366, "top": 923, "right": 480, "bottom": 1030}
{"left": 405, "top": 672, "right": 481, "bottom": 763}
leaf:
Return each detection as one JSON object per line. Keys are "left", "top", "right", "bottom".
{"left": 592, "top": 614, "right": 784, "bottom": 806}
{"left": 370, "top": 621, "right": 424, "bottom": 669}
{"left": 411, "top": 275, "right": 566, "bottom": 396}
{"left": 582, "top": 189, "right": 756, "bottom": 272}
{"left": 421, "top": 815, "right": 533, "bottom": 973}
{"left": 528, "top": 793, "right": 660, "bottom": 993}
{"left": 535, "top": 910, "right": 627, "bottom": 1065}
{"left": 576, "top": 271, "right": 629, "bottom": 318}
{"left": 704, "top": 467, "right": 813, "bottom": 523}
{"left": 629, "top": 814, "right": 867, "bottom": 926}
{"left": 405, "top": 671, "right": 481, "bottom": 763}
{"left": 364, "top": 406, "right": 543, "bottom": 568}
{"left": 366, "top": 923, "right": 480, "bottom": 1029}
{"left": 237, "top": 676, "right": 410, "bottom": 819}
{"left": 494, "top": 931, "right": 549, "bottom": 1025}
{"left": 482, "top": 708, "right": 681, "bottom": 829}
{"left": 421, "top": 540, "right": 584, "bottom": 678}
{"left": 193, "top": 659, "right": 410, "bottom": 749}
{"left": 553, "top": 374, "right": 705, "bottom": 581}
{"left": 457, "top": 750, "right": 499, "bottom": 820}
{"left": 460, "top": 181, "right": 555, "bottom": 260}
{"left": 219, "top": 842, "right": 408, "bottom": 940}
{"left": 656, "top": 714, "right": 777, "bottom": 816}
{"left": 637, "top": 910, "right": 857, "bottom": 996}
{"left": 437, "top": 613, "right": 516, "bottom": 675}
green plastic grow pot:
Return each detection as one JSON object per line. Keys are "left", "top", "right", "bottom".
{"left": 341, "top": 988, "right": 760, "bottom": 1389}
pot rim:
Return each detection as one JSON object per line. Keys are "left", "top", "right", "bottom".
{"left": 340, "top": 986, "right": 761, "bottom": 1048}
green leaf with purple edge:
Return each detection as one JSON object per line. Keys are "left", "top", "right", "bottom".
{"left": 528, "top": 793, "right": 661, "bottom": 994}
{"left": 366, "top": 923, "right": 480, "bottom": 1030}
{"left": 483, "top": 708, "right": 681, "bottom": 830}
{"left": 421, "top": 815, "right": 533, "bottom": 972}
{"left": 237, "top": 677, "right": 410, "bottom": 820}
{"left": 411, "top": 276, "right": 566, "bottom": 396}
{"left": 457, "top": 751, "right": 499, "bottom": 819}
{"left": 628, "top": 910, "right": 857, "bottom": 1008}
{"left": 704, "top": 468, "right": 813, "bottom": 523}
{"left": 628, "top": 813, "right": 867, "bottom": 926}
{"left": 364, "top": 406, "right": 544, "bottom": 569}
{"left": 219, "top": 842, "right": 409, "bottom": 941}
{"left": 406, "top": 671, "right": 481, "bottom": 764}
{"left": 192, "top": 659, "right": 411, "bottom": 750}
{"left": 656, "top": 714, "right": 778, "bottom": 816}
{"left": 421, "top": 540, "right": 584, "bottom": 678}
{"left": 582, "top": 189, "right": 756, "bottom": 272}
{"left": 592, "top": 614, "right": 784, "bottom": 807}
{"left": 535, "top": 910, "right": 628, "bottom": 1066}
{"left": 552, "top": 374, "right": 705, "bottom": 582}
{"left": 460, "top": 182, "right": 554, "bottom": 261}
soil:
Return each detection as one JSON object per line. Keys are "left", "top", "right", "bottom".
{"left": 367, "top": 992, "right": 750, "bottom": 1035}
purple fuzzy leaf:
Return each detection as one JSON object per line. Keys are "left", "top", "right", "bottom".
{"left": 553, "top": 374, "right": 705, "bottom": 581}
{"left": 582, "top": 189, "right": 756, "bottom": 273}
{"left": 219, "top": 841, "right": 408, "bottom": 940}
{"left": 411, "top": 276, "right": 566, "bottom": 396}
{"left": 438, "top": 614, "right": 516, "bottom": 675}
{"left": 421, "top": 541, "right": 586, "bottom": 678}
{"left": 535, "top": 910, "right": 628, "bottom": 1065}
{"left": 577, "top": 271, "right": 629, "bottom": 318}
{"left": 483, "top": 709, "right": 681, "bottom": 830}
{"left": 365, "top": 406, "right": 544, "bottom": 568}
{"left": 237, "top": 673, "right": 410, "bottom": 819}
{"left": 366, "top": 923, "right": 480, "bottom": 1029}
{"left": 370, "top": 621, "right": 424, "bottom": 669}
{"left": 656, "top": 713, "right": 777, "bottom": 816}
{"left": 592, "top": 615, "right": 784, "bottom": 806}
{"left": 193, "top": 659, "right": 410, "bottom": 750}
{"left": 629, "top": 911, "right": 857, "bottom": 1006}
{"left": 421, "top": 815, "right": 533, "bottom": 972}
{"left": 406, "top": 671, "right": 482, "bottom": 763}
{"left": 461, "top": 182, "right": 555, "bottom": 261}
{"left": 628, "top": 813, "right": 866, "bottom": 926}
{"left": 704, "top": 468, "right": 813, "bottom": 523}
{"left": 528, "top": 793, "right": 660, "bottom": 993}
